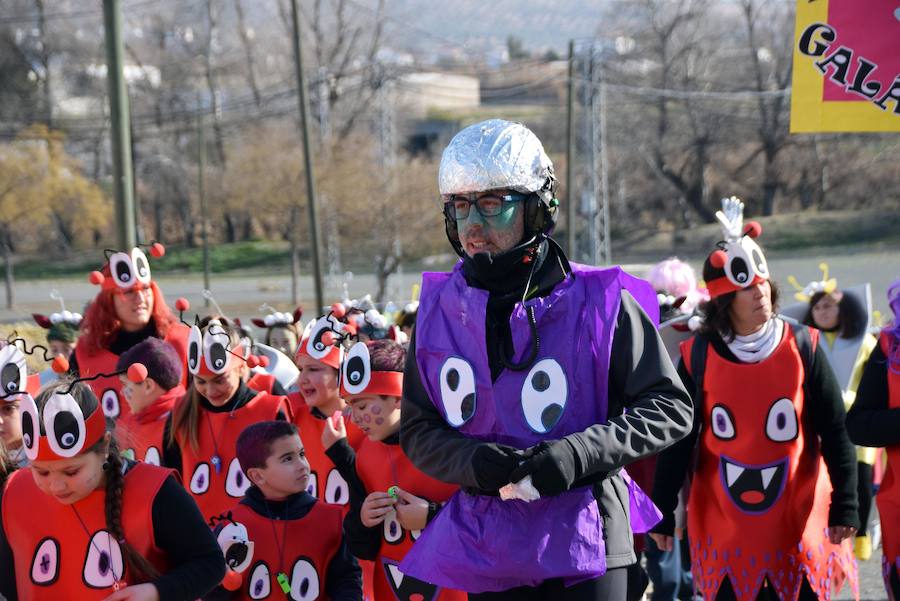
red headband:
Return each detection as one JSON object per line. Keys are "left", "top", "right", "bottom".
{"left": 22, "top": 394, "right": 108, "bottom": 463}
{"left": 340, "top": 370, "right": 403, "bottom": 398}
{"left": 706, "top": 273, "right": 767, "bottom": 299}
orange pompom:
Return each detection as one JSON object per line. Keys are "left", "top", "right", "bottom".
{"left": 246, "top": 355, "right": 260, "bottom": 368}
{"left": 149, "top": 242, "right": 166, "bottom": 258}
{"left": 258, "top": 355, "right": 270, "bottom": 368}
{"left": 127, "top": 363, "right": 148, "bottom": 383}
{"left": 175, "top": 298, "right": 190, "bottom": 312}
{"left": 709, "top": 250, "right": 728, "bottom": 269}
{"left": 51, "top": 355, "right": 70, "bottom": 374}
{"left": 330, "top": 303, "right": 347, "bottom": 318}
{"left": 743, "top": 221, "right": 762, "bottom": 239}
{"left": 321, "top": 331, "right": 336, "bottom": 346}
{"left": 88, "top": 271, "right": 105, "bottom": 286}
{"left": 222, "top": 569, "right": 242, "bottom": 591}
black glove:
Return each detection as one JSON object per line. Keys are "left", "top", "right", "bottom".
{"left": 472, "top": 443, "right": 524, "bottom": 491}
{"left": 508, "top": 439, "right": 579, "bottom": 497}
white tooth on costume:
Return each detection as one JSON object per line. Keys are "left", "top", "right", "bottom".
{"left": 761, "top": 466, "right": 777, "bottom": 490}
{"left": 387, "top": 564, "right": 404, "bottom": 588}
{"left": 725, "top": 463, "right": 744, "bottom": 487}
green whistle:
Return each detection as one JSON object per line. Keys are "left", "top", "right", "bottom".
{"left": 276, "top": 571, "right": 290, "bottom": 594}
{"left": 388, "top": 485, "right": 399, "bottom": 500}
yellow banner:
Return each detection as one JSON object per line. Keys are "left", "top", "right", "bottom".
{"left": 791, "top": 0, "right": 900, "bottom": 133}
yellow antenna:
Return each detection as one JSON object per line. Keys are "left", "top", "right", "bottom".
{"left": 819, "top": 262, "right": 829, "bottom": 282}
{"left": 787, "top": 275, "right": 805, "bottom": 292}
{"left": 411, "top": 283, "right": 420, "bottom": 303}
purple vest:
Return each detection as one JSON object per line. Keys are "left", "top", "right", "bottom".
{"left": 400, "top": 262, "right": 659, "bottom": 592}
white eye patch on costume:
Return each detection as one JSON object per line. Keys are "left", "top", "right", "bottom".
{"left": 188, "top": 320, "right": 243, "bottom": 377}
{"left": 22, "top": 392, "right": 106, "bottom": 462}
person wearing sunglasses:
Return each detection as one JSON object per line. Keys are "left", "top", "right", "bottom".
{"left": 398, "top": 119, "right": 693, "bottom": 601}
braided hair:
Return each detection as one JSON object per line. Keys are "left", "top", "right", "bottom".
{"left": 35, "top": 380, "right": 161, "bottom": 583}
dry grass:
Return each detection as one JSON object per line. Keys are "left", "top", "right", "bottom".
{"left": 2, "top": 322, "right": 57, "bottom": 373}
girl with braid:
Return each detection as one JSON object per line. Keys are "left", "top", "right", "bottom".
{"left": 0, "top": 380, "right": 224, "bottom": 600}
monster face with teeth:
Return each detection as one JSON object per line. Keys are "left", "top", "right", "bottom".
{"left": 680, "top": 330, "right": 857, "bottom": 601}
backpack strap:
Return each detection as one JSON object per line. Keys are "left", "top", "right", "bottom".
{"left": 688, "top": 335, "right": 709, "bottom": 473}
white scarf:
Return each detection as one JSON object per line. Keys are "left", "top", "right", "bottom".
{"left": 727, "top": 317, "right": 783, "bottom": 363}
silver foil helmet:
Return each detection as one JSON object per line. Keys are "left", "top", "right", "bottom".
{"left": 439, "top": 119, "right": 554, "bottom": 197}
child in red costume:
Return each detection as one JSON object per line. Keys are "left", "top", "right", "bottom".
{"left": 289, "top": 314, "right": 365, "bottom": 506}
{"left": 74, "top": 244, "right": 189, "bottom": 424}
{"left": 0, "top": 380, "right": 224, "bottom": 599}
{"left": 846, "top": 278, "right": 900, "bottom": 600}
{"left": 651, "top": 198, "right": 858, "bottom": 601}
{"left": 324, "top": 338, "right": 466, "bottom": 601}
{"left": 164, "top": 316, "right": 292, "bottom": 523}
{"left": 116, "top": 337, "right": 186, "bottom": 466}
{"left": 208, "top": 420, "right": 362, "bottom": 600}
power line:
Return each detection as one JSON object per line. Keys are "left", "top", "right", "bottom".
{"left": 0, "top": 0, "right": 163, "bottom": 25}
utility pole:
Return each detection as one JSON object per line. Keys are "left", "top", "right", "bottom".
{"left": 597, "top": 68, "right": 611, "bottom": 266}
{"left": 197, "top": 95, "right": 211, "bottom": 306}
{"left": 102, "top": 0, "right": 136, "bottom": 249}
{"left": 290, "top": 0, "right": 325, "bottom": 311}
{"left": 565, "top": 40, "right": 576, "bottom": 258}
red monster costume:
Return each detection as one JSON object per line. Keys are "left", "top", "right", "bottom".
{"left": 3, "top": 464, "right": 173, "bottom": 598}
{"left": 178, "top": 318, "right": 292, "bottom": 522}
{"left": 78, "top": 244, "right": 189, "bottom": 423}
{"left": 356, "top": 437, "right": 464, "bottom": 601}
{"left": 681, "top": 326, "right": 857, "bottom": 601}
{"left": 4, "top": 382, "right": 174, "bottom": 597}
{"left": 877, "top": 332, "right": 900, "bottom": 597}
{"left": 117, "top": 384, "right": 185, "bottom": 466}
{"left": 223, "top": 500, "right": 344, "bottom": 601}
{"left": 334, "top": 338, "right": 465, "bottom": 601}
{"left": 289, "top": 314, "right": 367, "bottom": 507}
{"left": 289, "top": 394, "right": 366, "bottom": 506}
{"left": 178, "top": 390, "right": 291, "bottom": 523}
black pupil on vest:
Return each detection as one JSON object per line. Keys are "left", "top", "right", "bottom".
{"left": 446, "top": 368, "right": 460, "bottom": 391}
{"left": 1, "top": 363, "right": 19, "bottom": 392}
{"left": 541, "top": 404, "right": 563, "bottom": 430}
{"left": 98, "top": 551, "right": 110, "bottom": 575}
{"left": 461, "top": 393, "right": 475, "bottom": 420}
{"left": 300, "top": 578, "right": 310, "bottom": 596}
{"left": 116, "top": 261, "right": 132, "bottom": 282}
{"left": 210, "top": 344, "right": 227, "bottom": 370}
{"left": 532, "top": 370, "right": 550, "bottom": 392}
{"left": 776, "top": 413, "right": 786, "bottom": 429}
{"left": 53, "top": 412, "right": 79, "bottom": 449}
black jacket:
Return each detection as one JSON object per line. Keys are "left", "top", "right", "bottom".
{"left": 400, "top": 245, "right": 694, "bottom": 569}
{"left": 846, "top": 342, "right": 900, "bottom": 447}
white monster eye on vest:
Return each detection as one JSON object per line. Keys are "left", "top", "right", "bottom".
{"left": 741, "top": 237, "right": 769, "bottom": 279}
{"left": 438, "top": 357, "right": 476, "bottom": 427}
{"left": 710, "top": 405, "right": 736, "bottom": 440}
{"left": 83, "top": 531, "right": 124, "bottom": 589}
{"left": 383, "top": 511, "right": 403, "bottom": 544}
{"left": 325, "top": 469, "right": 349, "bottom": 505}
{"left": 190, "top": 463, "right": 211, "bottom": 494}
{"left": 20, "top": 394, "right": 39, "bottom": 460}
{"left": 225, "top": 458, "right": 251, "bottom": 498}
{"left": 521, "top": 359, "right": 568, "bottom": 434}
{"left": 248, "top": 562, "right": 271, "bottom": 599}
{"left": 42, "top": 393, "right": 87, "bottom": 458}
{"left": 108, "top": 252, "right": 135, "bottom": 288}
{"left": 30, "top": 537, "right": 59, "bottom": 584}
{"left": 187, "top": 325, "right": 202, "bottom": 375}
{"left": 290, "top": 558, "right": 320, "bottom": 600}
{"left": 765, "top": 398, "right": 798, "bottom": 442}
{"left": 100, "top": 388, "right": 120, "bottom": 419}
{"left": 342, "top": 342, "right": 371, "bottom": 395}
{"left": 217, "top": 521, "right": 254, "bottom": 573}
{"left": 131, "top": 247, "right": 151, "bottom": 284}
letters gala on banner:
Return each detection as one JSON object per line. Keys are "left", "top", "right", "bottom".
{"left": 790, "top": 0, "right": 900, "bottom": 133}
